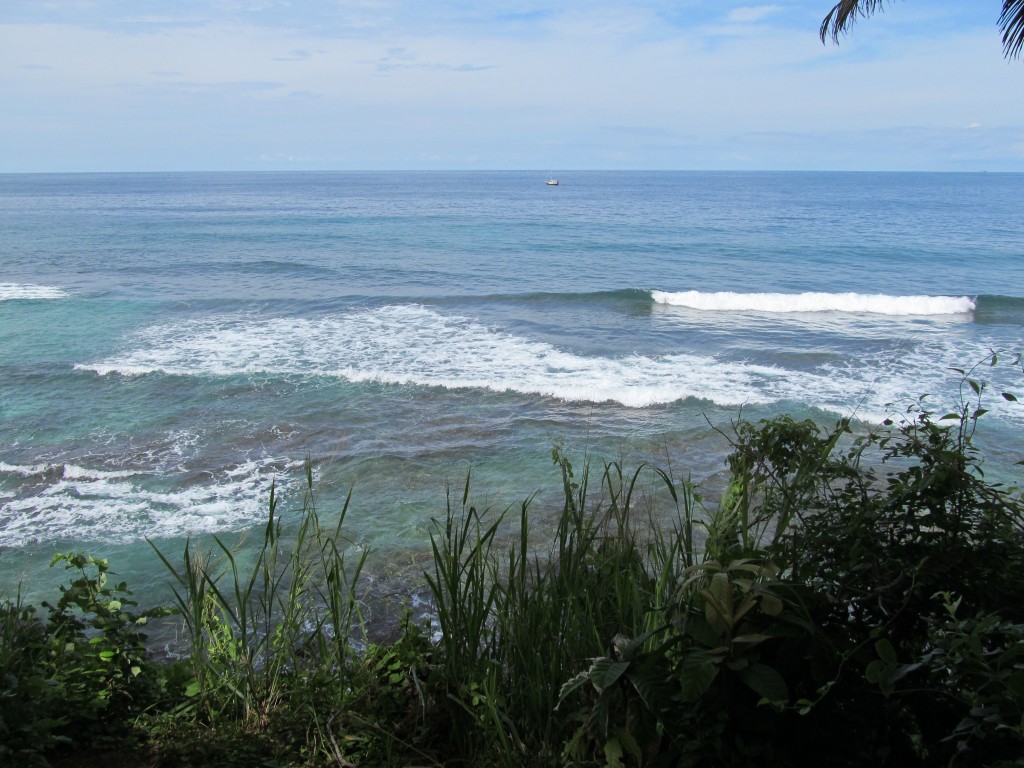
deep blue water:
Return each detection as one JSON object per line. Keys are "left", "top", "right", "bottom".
{"left": 1, "top": 170, "right": 1022, "bottom": 610}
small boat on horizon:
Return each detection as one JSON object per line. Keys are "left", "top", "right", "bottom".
{"left": 545, "top": 175, "right": 559, "bottom": 186}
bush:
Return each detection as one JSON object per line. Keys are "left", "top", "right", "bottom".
{"left": 556, "top": 356, "right": 1023, "bottom": 767}
{"left": 0, "top": 554, "right": 172, "bottom": 765}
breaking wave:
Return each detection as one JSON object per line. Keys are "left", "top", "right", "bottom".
{"left": 650, "top": 290, "right": 975, "bottom": 316}
{"left": 0, "top": 283, "right": 68, "bottom": 301}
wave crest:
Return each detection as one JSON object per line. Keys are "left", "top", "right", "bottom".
{"left": 0, "top": 283, "right": 69, "bottom": 301}
{"left": 651, "top": 290, "right": 975, "bottom": 316}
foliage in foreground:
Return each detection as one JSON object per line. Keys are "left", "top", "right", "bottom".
{"left": 1, "top": 358, "right": 1022, "bottom": 767}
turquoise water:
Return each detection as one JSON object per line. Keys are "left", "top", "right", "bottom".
{"left": 2, "top": 170, "right": 1022, "bottom": 613}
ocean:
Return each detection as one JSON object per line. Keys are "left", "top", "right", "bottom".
{"left": 1, "top": 170, "right": 1022, "bottom": 622}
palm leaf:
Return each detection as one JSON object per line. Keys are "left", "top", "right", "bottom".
{"left": 822, "top": 0, "right": 1024, "bottom": 60}
{"left": 820, "top": 0, "right": 891, "bottom": 45}
{"left": 1001, "top": 0, "right": 1024, "bottom": 59}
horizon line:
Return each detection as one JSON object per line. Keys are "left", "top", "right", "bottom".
{"left": 0, "top": 168, "right": 1016, "bottom": 176}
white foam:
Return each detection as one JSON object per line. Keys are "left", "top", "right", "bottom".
{"left": 73, "top": 305, "right": 1024, "bottom": 424}
{"left": 808, "top": 334, "right": 1024, "bottom": 426}
{"left": 0, "top": 283, "right": 69, "bottom": 301}
{"left": 651, "top": 290, "right": 975, "bottom": 316}
{"left": 61, "top": 464, "right": 140, "bottom": 481}
{"left": 75, "top": 306, "right": 817, "bottom": 408}
{"left": 0, "top": 461, "right": 53, "bottom": 477}
{"left": 0, "top": 458, "right": 302, "bottom": 547}
{"left": 0, "top": 462, "right": 139, "bottom": 481}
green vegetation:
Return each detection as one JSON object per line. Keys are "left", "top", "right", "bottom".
{"left": 2, "top": 356, "right": 1022, "bottom": 767}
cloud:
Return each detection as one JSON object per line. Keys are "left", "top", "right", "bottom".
{"left": 181, "top": 81, "right": 282, "bottom": 92}
{"left": 124, "top": 79, "right": 285, "bottom": 98}
{"left": 601, "top": 125, "right": 675, "bottom": 138}
{"left": 257, "top": 151, "right": 308, "bottom": 163}
{"left": 727, "top": 6, "right": 783, "bottom": 24}
{"left": 273, "top": 49, "right": 315, "bottom": 62}
{"left": 375, "top": 46, "right": 494, "bottom": 73}
{"left": 2, "top": 3, "right": 1022, "bottom": 171}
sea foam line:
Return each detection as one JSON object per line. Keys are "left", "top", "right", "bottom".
{"left": 651, "top": 290, "right": 975, "bottom": 316}
{"left": 0, "top": 461, "right": 138, "bottom": 480}
{"left": 75, "top": 306, "right": 803, "bottom": 408}
{"left": 0, "top": 458, "right": 301, "bottom": 547}
{"left": 0, "top": 283, "right": 69, "bottom": 301}
{"left": 72, "top": 305, "right": 1021, "bottom": 422}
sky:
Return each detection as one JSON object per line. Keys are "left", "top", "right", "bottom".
{"left": 2, "top": 1, "right": 1022, "bottom": 172}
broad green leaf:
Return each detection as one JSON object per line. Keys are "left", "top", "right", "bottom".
{"left": 613, "top": 727, "right": 643, "bottom": 764}
{"left": 628, "top": 665, "right": 676, "bottom": 715}
{"left": 875, "top": 638, "right": 897, "bottom": 665}
{"left": 737, "top": 662, "right": 788, "bottom": 703}
{"left": 726, "top": 657, "right": 750, "bottom": 672}
{"left": 796, "top": 698, "right": 815, "bottom": 715}
{"left": 684, "top": 615, "right": 723, "bottom": 647}
{"left": 604, "top": 737, "right": 624, "bottom": 768}
{"left": 889, "top": 662, "right": 922, "bottom": 683}
{"left": 760, "top": 592, "right": 783, "bottom": 616}
{"left": 703, "top": 572, "right": 734, "bottom": 634}
{"left": 680, "top": 651, "right": 720, "bottom": 701}
{"left": 865, "top": 660, "right": 894, "bottom": 696}
{"left": 732, "top": 592, "right": 759, "bottom": 626}
{"left": 732, "top": 633, "right": 771, "bottom": 646}
{"left": 590, "top": 659, "right": 631, "bottom": 692}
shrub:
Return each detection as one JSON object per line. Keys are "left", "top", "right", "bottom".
{"left": 0, "top": 554, "right": 171, "bottom": 765}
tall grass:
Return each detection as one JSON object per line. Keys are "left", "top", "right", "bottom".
{"left": 425, "top": 449, "right": 705, "bottom": 765}
{"left": 151, "top": 462, "right": 367, "bottom": 729}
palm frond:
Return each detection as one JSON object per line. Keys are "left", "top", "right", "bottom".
{"left": 1000, "top": 0, "right": 1024, "bottom": 59}
{"left": 820, "top": 0, "right": 892, "bottom": 45}
{"left": 822, "top": 0, "right": 1023, "bottom": 61}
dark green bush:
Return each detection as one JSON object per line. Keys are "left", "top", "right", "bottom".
{"left": 1, "top": 554, "right": 172, "bottom": 765}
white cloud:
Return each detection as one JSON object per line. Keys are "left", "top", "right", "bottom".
{"left": 0, "top": 3, "right": 1021, "bottom": 171}
{"left": 727, "top": 5, "right": 783, "bottom": 24}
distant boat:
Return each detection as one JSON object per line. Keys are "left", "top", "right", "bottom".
{"left": 545, "top": 174, "right": 559, "bottom": 186}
